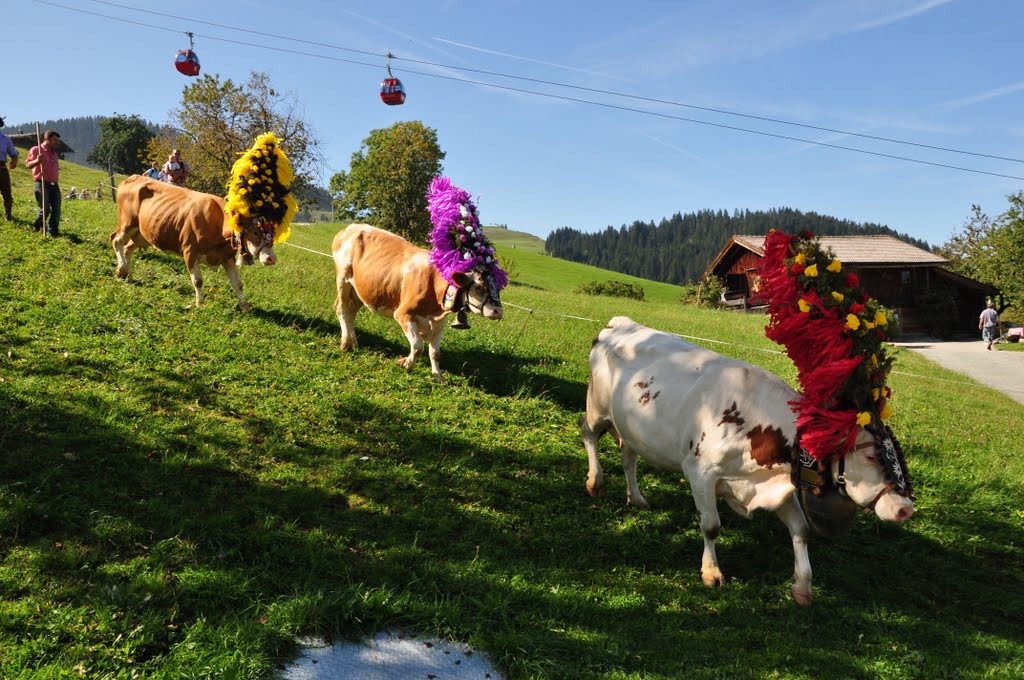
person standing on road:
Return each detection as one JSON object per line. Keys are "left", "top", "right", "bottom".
{"left": 979, "top": 300, "right": 1001, "bottom": 350}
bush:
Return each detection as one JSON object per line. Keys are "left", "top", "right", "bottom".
{"left": 680, "top": 277, "right": 724, "bottom": 307}
{"left": 576, "top": 280, "right": 645, "bottom": 301}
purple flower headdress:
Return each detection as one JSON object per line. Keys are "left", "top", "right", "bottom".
{"left": 427, "top": 176, "right": 508, "bottom": 290}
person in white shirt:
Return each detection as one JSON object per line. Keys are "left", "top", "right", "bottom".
{"left": 979, "top": 300, "right": 1001, "bottom": 350}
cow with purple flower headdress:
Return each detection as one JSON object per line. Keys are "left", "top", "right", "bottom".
{"left": 330, "top": 177, "right": 506, "bottom": 381}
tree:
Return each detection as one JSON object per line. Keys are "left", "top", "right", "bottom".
{"left": 87, "top": 114, "right": 155, "bottom": 174}
{"left": 151, "top": 71, "right": 324, "bottom": 199}
{"left": 939, "top": 197, "right": 1024, "bottom": 317}
{"left": 935, "top": 204, "right": 999, "bottom": 283}
{"left": 992, "top": 192, "right": 1024, "bottom": 314}
{"left": 330, "top": 121, "right": 445, "bottom": 243}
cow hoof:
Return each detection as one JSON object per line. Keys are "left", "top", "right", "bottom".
{"left": 791, "top": 584, "right": 812, "bottom": 606}
{"left": 238, "top": 303, "right": 252, "bottom": 313}
{"left": 585, "top": 479, "right": 604, "bottom": 498}
{"left": 431, "top": 372, "right": 445, "bottom": 383}
{"left": 114, "top": 268, "right": 130, "bottom": 279}
{"left": 627, "top": 496, "right": 650, "bottom": 510}
{"left": 701, "top": 569, "right": 726, "bottom": 588}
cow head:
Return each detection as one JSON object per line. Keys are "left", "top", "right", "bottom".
{"left": 796, "top": 425, "right": 914, "bottom": 534}
{"left": 453, "top": 270, "right": 504, "bottom": 321}
{"left": 234, "top": 218, "right": 278, "bottom": 267}
{"left": 839, "top": 425, "right": 915, "bottom": 523}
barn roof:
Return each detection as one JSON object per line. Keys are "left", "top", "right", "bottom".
{"left": 706, "top": 233, "right": 948, "bottom": 277}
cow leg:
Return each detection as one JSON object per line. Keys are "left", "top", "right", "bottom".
{"left": 395, "top": 311, "right": 424, "bottom": 373}
{"left": 621, "top": 444, "right": 650, "bottom": 509}
{"left": 187, "top": 261, "right": 204, "bottom": 308}
{"left": 776, "top": 495, "right": 813, "bottom": 605}
{"left": 223, "top": 259, "right": 251, "bottom": 312}
{"left": 690, "top": 478, "right": 726, "bottom": 588}
{"left": 425, "top": 320, "right": 446, "bottom": 382}
{"left": 112, "top": 227, "right": 138, "bottom": 279}
{"left": 580, "top": 414, "right": 605, "bottom": 498}
{"left": 334, "top": 280, "right": 360, "bottom": 351}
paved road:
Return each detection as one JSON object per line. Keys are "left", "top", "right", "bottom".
{"left": 892, "top": 335, "right": 1024, "bottom": 405}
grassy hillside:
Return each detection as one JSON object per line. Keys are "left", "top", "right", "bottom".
{"left": 1, "top": 164, "right": 1023, "bottom": 678}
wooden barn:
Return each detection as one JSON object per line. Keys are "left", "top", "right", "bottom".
{"left": 704, "top": 234, "right": 1000, "bottom": 336}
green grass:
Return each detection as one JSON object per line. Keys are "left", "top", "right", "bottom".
{"left": 1, "top": 163, "right": 1023, "bottom": 678}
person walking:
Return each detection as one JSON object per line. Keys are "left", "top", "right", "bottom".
{"left": 979, "top": 300, "right": 1001, "bottom": 350}
{"left": 24, "top": 129, "right": 62, "bottom": 237}
{"left": 0, "top": 116, "right": 18, "bottom": 221}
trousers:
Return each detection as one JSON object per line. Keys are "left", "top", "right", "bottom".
{"left": 33, "top": 180, "right": 62, "bottom": 236}
{"left": 0, "top": 164, "right": 12, "bottom": 218}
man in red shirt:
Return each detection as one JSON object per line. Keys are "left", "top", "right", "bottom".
{"left": 24, "top": 130, "right": 62, "bottom": 237}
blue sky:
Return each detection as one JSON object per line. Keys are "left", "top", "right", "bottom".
{"left": 7, "top": 0, "right": 1023, "bottom": 247}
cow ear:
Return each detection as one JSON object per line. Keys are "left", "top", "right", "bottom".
{"left": 451, "top": 271, "right": 472, "bottom": 288}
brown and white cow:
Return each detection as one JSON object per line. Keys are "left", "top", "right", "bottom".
{"left": 332, "top": 224, "right": 503, "bottom": 381}
{"left": 582, "top": 316, "right": 914, "bottom": 605}
{"left": 111, "top": 175, "right": 278, "bottom": 311}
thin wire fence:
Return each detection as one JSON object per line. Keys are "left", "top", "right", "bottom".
{"left": 276, "top": 238, "right": 1024, "bottom": 398}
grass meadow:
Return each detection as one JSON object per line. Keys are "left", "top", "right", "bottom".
{"left": 1, "top": 162, "right": 1023, "bottom": 678}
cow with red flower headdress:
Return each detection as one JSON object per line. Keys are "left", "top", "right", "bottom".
{"left": 580, "top": 230, "right": 914, "bottom": 605}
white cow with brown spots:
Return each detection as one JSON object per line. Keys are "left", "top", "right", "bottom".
{"left": 332, "top": 224, "right": 504, "bottom": 381}
{"left": 581, "top": 316, "right": 914, "bottom": 605}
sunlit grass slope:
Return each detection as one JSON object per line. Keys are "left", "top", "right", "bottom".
{"left": 0, "top": 163, "right": 1022, "bottom": 679}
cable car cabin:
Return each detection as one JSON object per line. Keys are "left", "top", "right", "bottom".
{"left": 379, "top": 77, "right": 406, "bottom": 105}
{"left": 174, "top": 49, "right": 201, "bottom": 77}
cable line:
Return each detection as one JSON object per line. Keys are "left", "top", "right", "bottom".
{"left": 35, "top": 0, "right": 1024, "bottom": 180}
{"left": 75, "top": 0, "right": 1024, "bottom": 166}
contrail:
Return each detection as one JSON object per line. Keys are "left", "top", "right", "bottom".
{"left": 434, "top": 37, "right": 615, "bottom": 78}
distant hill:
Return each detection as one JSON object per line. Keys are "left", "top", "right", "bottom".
{"left": 545, "top": 207, "right": 933, "bottom": 285}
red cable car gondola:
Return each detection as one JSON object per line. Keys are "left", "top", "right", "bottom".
{"left": 379, "top": 52, "right": 406, "bottom": 106}
{"left": 174, "top": 32, "right": 201, "bottom": 77}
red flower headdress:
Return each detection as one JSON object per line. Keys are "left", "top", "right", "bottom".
{"left": 757, "top": 230, "right": 895, "bottom": 462}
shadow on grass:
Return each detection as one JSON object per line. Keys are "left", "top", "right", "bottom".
{"left": 250, "top": 306, "right": 588, "bottom": 409}
{"left": 3, "top": 372, "right": 1021, "bottom": 677}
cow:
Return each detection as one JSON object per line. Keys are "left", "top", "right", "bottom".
{"left": 111, "top": 175, "right": 277, "bottom": 311}
{"left": 332, "top": 223, "right": 504, "bottom": 381}
{"left": 581, "top": 316, "right": 914, "bottom": 605}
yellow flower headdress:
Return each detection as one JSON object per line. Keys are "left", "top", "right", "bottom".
{"left": 224, "top": 132, "right": 298, "bottom": 244}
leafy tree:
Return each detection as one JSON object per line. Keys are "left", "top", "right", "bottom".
{"left": 935, "top": 204, "right": 999, "bottom": 284}
{"left": 86, "top": 114, "right": 155, "bottom": 175}
{"left": 330, "top": 121, "right": 445, "bottom": 243}
{"left": 939, "top": 198, "right": 1024, "bottom": 316}
{"left": 151, "top": 71, "right": 324, "bottom": 198}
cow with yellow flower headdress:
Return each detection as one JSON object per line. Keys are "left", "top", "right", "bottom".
{"left": 111, "top": 133, "right": 296, "bottom": 311}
